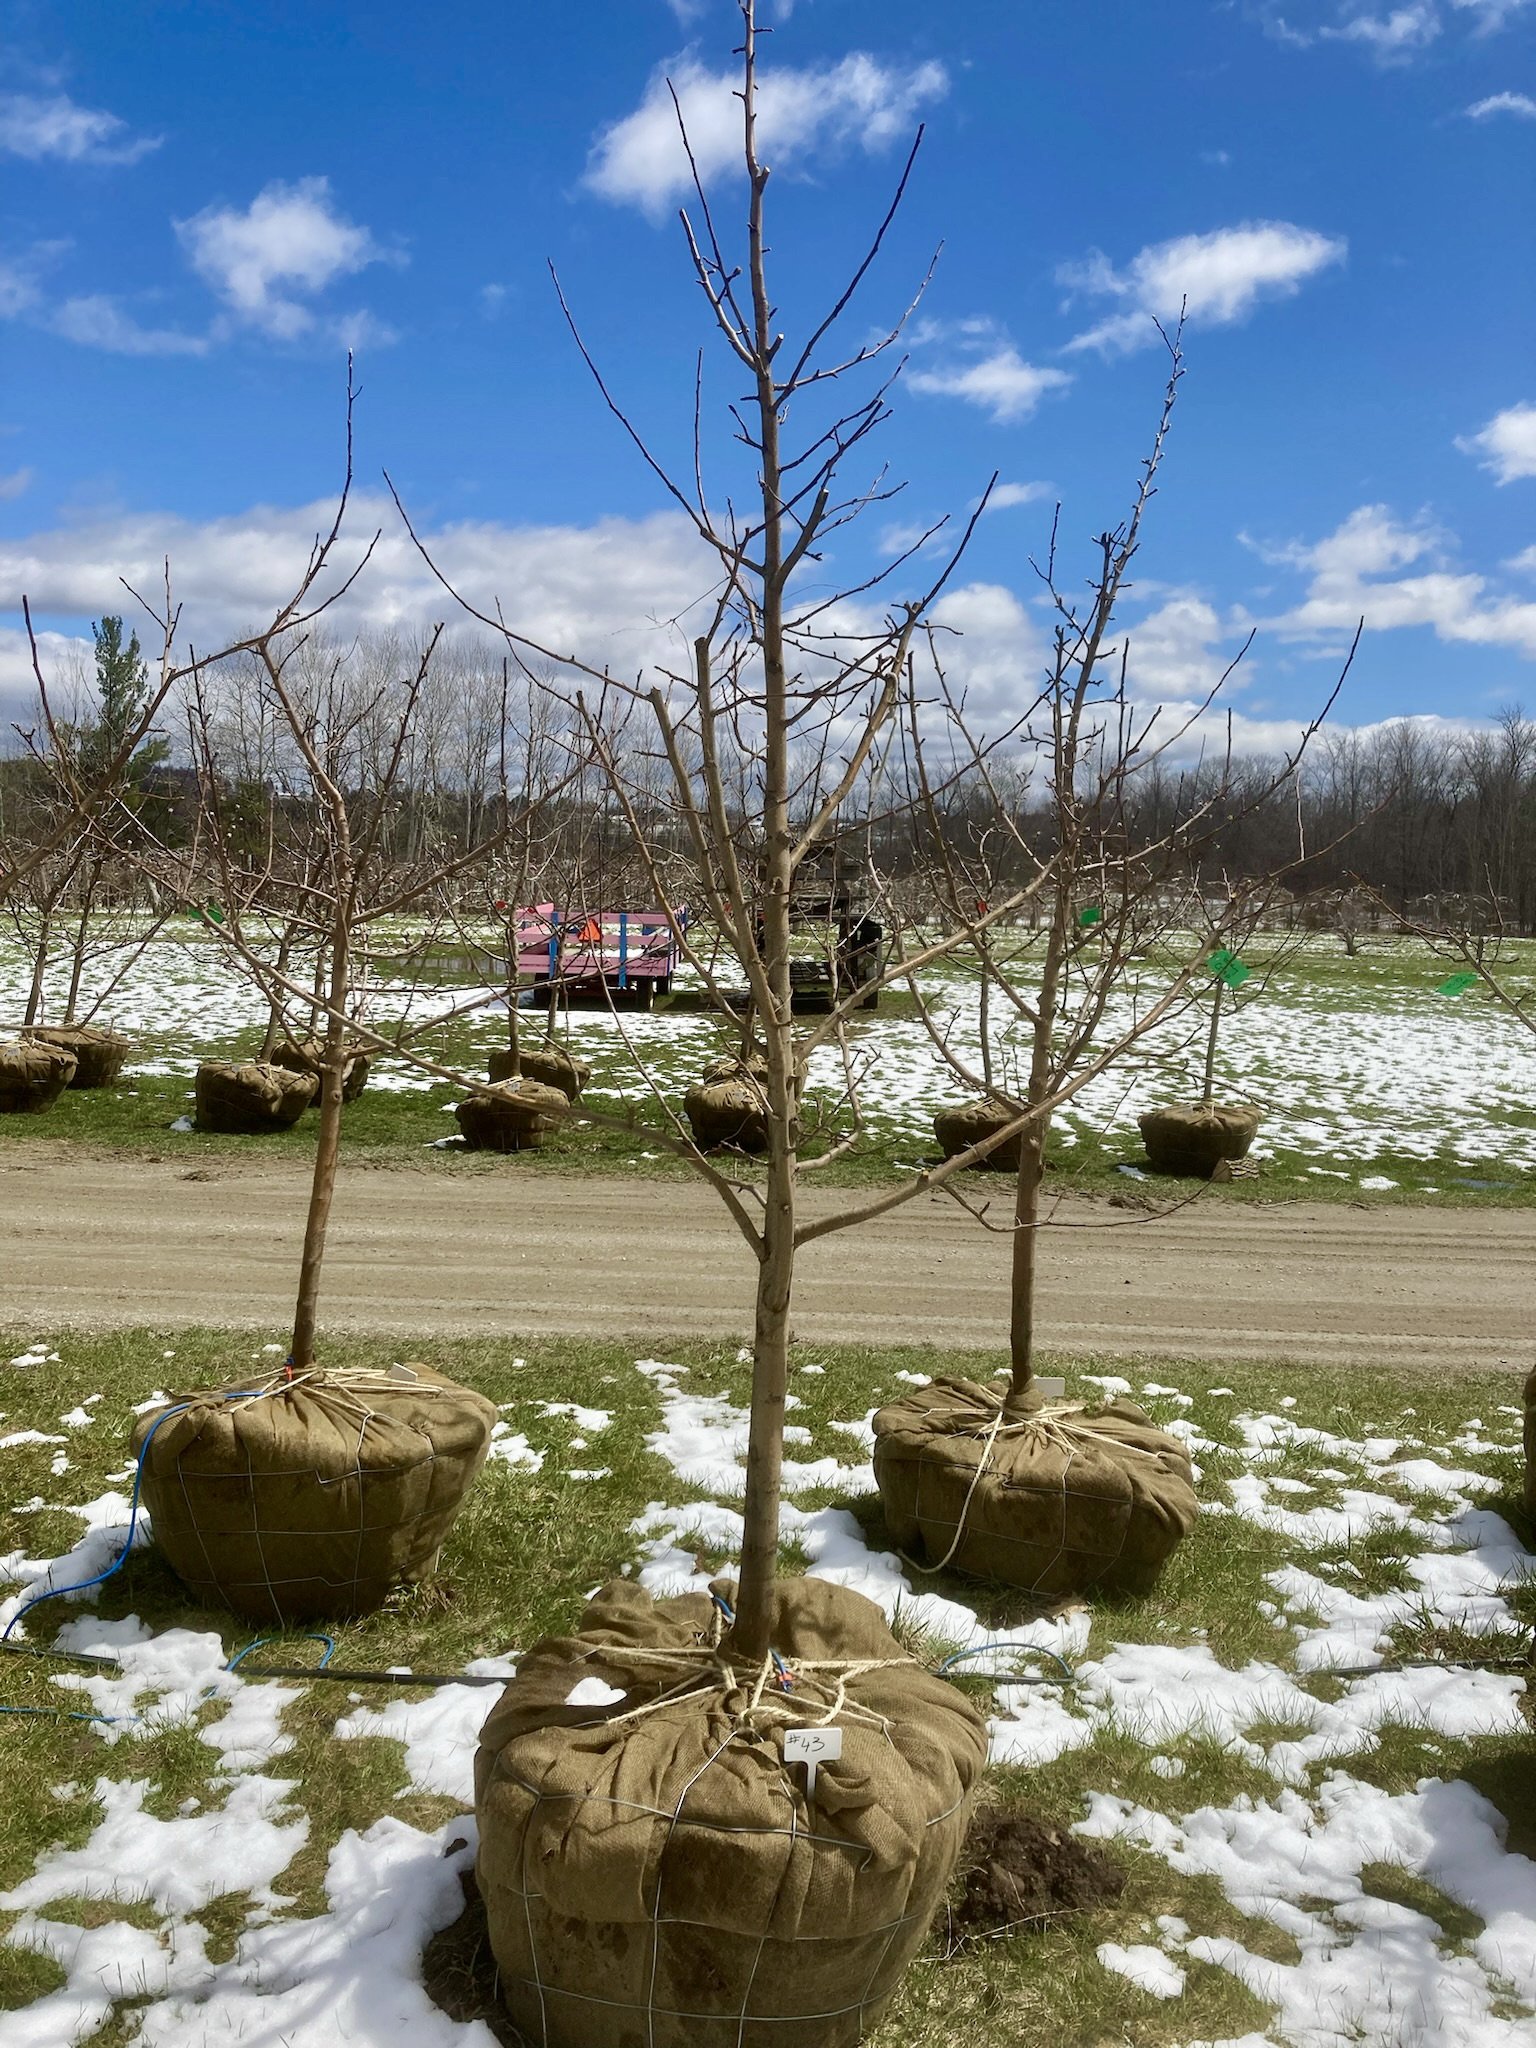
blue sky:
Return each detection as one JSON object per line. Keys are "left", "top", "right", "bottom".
{"left": 2, "top": 0, "right": 1533, "bottom": 745}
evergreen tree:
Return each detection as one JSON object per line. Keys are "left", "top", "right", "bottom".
{"left": 84, "top": 616, "right": 171, "bottom": 786}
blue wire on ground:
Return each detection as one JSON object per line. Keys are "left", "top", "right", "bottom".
{"left": 0, "top": 1703, "right": 123, "bottom": 1728}
{"left": 227, "top": 1633, "right": 335, "bottom": 1674}
{"left": 1, "top": 1386, "right": 272, "bottom": 1645}
{"left": 936, "top": 1642, "right": 1076, "bottom": 1684}
{"left": 0, "top": 1402, "right": 193, "bottom": 1643}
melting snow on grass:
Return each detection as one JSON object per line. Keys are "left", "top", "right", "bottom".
{"left": 0, "top": 1341, "right": 1530, "bottom": 2043}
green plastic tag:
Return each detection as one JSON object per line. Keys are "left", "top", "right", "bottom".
{"left": 1437, "top": 971, "right": 1477, "bottom": 996}
{"left": 1208, "top": 949, "right": 1250, "bottom": 990}
{"left": 1078, "top": 906, "right": 1102, "bottom": 928}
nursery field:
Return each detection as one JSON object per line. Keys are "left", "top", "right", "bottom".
{"left": 2, "top": 926, "right": 1535, "bottom": 1208}
{"left": 0, "top": 1328, "right": 1529, "bottom": 2047}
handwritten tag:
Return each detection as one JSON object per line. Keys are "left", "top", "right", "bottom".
{"left": 784, "top": 1725, "right": 843, "bottom": 1802}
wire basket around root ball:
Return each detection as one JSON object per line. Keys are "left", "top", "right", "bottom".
{"left": 132, "top": 1364, "right": 498, "bottom": 1623}
{"left": 474, "top": 1575, "right": 987, "bottom": 2048}
{"left": 683, "top": 1058, "right": 770, "bottom": 1153}
{"left": 932, "top": 1098, "right": 1023, "bottom": 1171}
{"left": 194, "top": 1059, "right": 318, "bottom": 1133}
{"left": 269, "top": 1035, "right": 371, "bottom": 1103}
{"left": 455, "top": 1079, "right": 570, "bottom": 1152}
{"left": 487, "top": 1042, "right": 590, "bottom": 1100}
{"left": 25, "top": 1025, "right": 132, "bottom": 1090}
{"left": 1138, "top": 1101, "right": 1261, "bottom": 1179}
{"left": 872, "top": 1377, "right": 1198, "bottom": 1597}
{"left": 0, "top": 1039, "right": 77, "bottom": 1113}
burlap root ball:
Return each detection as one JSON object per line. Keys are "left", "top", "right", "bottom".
{"left": 933, "top": 1098, "right": 1022, "bottom": 1172}
{"left": 684, "top": 1056, "right": 769, "bottom": 1153}
{"left": 1138, "top": 1101, "right": 1262, "bottom": 1179}
{"left": 270, "top": 1034, "right": 371, "bottom": 1103}
{"left": 0, "top": 1039, "right": 77, "bottom": 1113}
{"left": 455, "top": 1078, "right": 569, "bottom": 1152}
{"left": 487, "top": 1041, "right": 590, "bottom": 1100}
{"left": 474, "top": 1575, "right": 987, "bottom": 2048}
{"left": 25, "top": 1024, "right": 132, "bottom": 1090}
{"left": 195, "top": 1059, "right": 318, "bottom": 1134}
{"left": 132, "top": 1364, "right": 498, "bottom": 1623}
{"left": 873, "top": 1377, "right": 1198, "bottom": 1597}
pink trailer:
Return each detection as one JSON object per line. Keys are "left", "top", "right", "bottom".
{"left": 514, "top": 904, "right": 685, "bottom": 1006}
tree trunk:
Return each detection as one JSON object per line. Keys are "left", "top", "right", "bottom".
{"left": 290, "top": 920, "right": 350, "bottom": 1370}
{"left": 23, "top": 910, "right": 52, "bottom": 1026}
{"left": 1201, "top": 979, "right": 1223, "bottom": 1104}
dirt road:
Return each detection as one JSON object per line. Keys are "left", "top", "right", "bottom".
{"left": 3, "top": 1152, "right": 1530, "bottom": 1368}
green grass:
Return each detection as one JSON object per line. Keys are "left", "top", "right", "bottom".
{"left": 0, "top": 1328, "right": 1529, "bottom": 2042}
{"left": 4, "top": 925, "right": 1535, "bottom": 1207}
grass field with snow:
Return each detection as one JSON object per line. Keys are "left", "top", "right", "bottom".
{"left": 2, "top": 924, "right": 1535, "bottom": 1206}
{"left": 0, "top": 1326, "right": 1530, "bottom": 2046}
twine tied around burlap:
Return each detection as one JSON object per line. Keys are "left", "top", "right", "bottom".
{"left": 872, "top": 1376, "right": 1198, "bottom": 1597}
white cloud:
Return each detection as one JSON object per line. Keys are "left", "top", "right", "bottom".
{"left": 584, "top": 52, "right": 948, "bottom": 214}
{"left": 1457, "top": 402, "right": 1536, "bottom": 484}
{"left": 50, "top": 295, "right": 209, "bottom": 357}
{"left": 1062, "top": 222, "right": 1346, "bottom": 355}
{"left": 1506, "top": 543, "right": 1536, "bottom": 574}
{"left": 1247, "top": 504, "right": 1536, "bottom": 657}
{"left": 1449, "top": 0, "right": 1534, "bottom": 26}
{"left": 0, "top": 468, "right": 33, "bottom": 500}
{"left": 908, "top": 347, "right": 1070, "bottom": 424}
{"left": 0, "top": 90, "right": 160, "bottom": 166}
{"left": 0, "top": 242, "right": 69, "bottom": 320}
{"left": 1465, "top": 90, "right": 1536, "bottom": 116}
{"left": 1322, "top": 4, "right": 1441, "bottom": 57}
{"left": 175, "top": 177, "right": 393, "bottom": 340}
{"left": 983, "top": 481, "right": 1050, "bottom": 511}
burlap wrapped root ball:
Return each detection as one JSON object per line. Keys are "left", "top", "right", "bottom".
{"left": 132, "top": 1364, "right": 498, "bottom": 1623}
{"left": 873, "top": 1377, "right": 1198, "bottom": 1597}
{"left": 195, "top": 1059, "right": 318, "bottom": 1133}
{"left": 684, "top": 1055, "right": 769, "bottom": 1153}
{"left": 1138, "top": 1101, "right": 1262, "bottom": 1179}
{"left": 475, "top": 1575, "right": 987, "bottom": 2048}
{"left": 25, "top": 1024, "right": 132, "bottom": 1090}
{"left": 270, "top": 1034, "right": 371, "bottom": 1103}
{"left": 455, "top": 1078, "right": 569, "bottom": 1152}
{"left": 933, "top": 1097, "right": 1022, "bottom": 1172}
{"left": 487, "top": 1041, "right": 590, "bottom": 1100}
{"left": 0, "top": 1039, "right": 77, "bottom": 1113}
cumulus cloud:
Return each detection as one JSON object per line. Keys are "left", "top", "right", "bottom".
{"left": 983, "top": 481, "right": 1050, "bottom": 511}
{"left": 0, "top": 90, "right": 160, "bottom": 166}
{"left": 50, "top": 295, "right": 209, "bottom": 356}
{"left": 908, "top": 347, "right": 1071, "bottom": 424}
{"left": 1465, "top": 89, "right": 1536, "bottom": 117}
{"left": 584, "top": 52, "right": 948, "bottom": 214}
{"left": 1322, "top": 4, "right": 1441, "bottom": 57}
{"left": 1062, "top": 221, "right": 1346, "bottom": 355}
{"left": 176, "top": 177, "right": 395, "bottom": 341}
{"left": 1246, "top": 504, "right": 1536, "bottom": 656}
{"left": 1457, "top": 402, "right": 1536, "bottom": 484}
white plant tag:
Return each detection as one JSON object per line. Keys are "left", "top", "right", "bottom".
{"left": 783, "top": 1724, "right": 843, "bottom": 1802}
{"left": 1037, "top": 1377, "right": 1066, "bottom": 1399}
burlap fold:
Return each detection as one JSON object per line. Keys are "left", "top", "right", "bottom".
{"left": 133, "top": 1364, "right": 497, "bottom": 1622}
{"left": 873, "top": 1377, "right": 1198, "bottom": 1595}
{"left": 0, "top": 1039, "right": 77, "bottom": 1113}
{"left": 455, "top": 1078, "right": 569, "bottom": 1152}
{"left": 25, "top": 1024, "right": 132, "bottom": 1090}
{"left": 270, "top": 1034, "right": 371, "bottom": 1103}
{"left": 475, "top": 1574, "right": 987, "bottom": 2048}
{"left": 195, "top": 1059, "right": 318, "bottom": 1133}
{"left": 1138, "top": 1101, "right": 1261, "bottom": 1179}
{"left": 488, "top": 1042, "right": 590, "bottom": 1100}
{"left": 932, "top": 1097, "right": 1023, "bottom": 1171}
{"left": 684, "top": 1056, "right": 769, "bottom": 1153}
